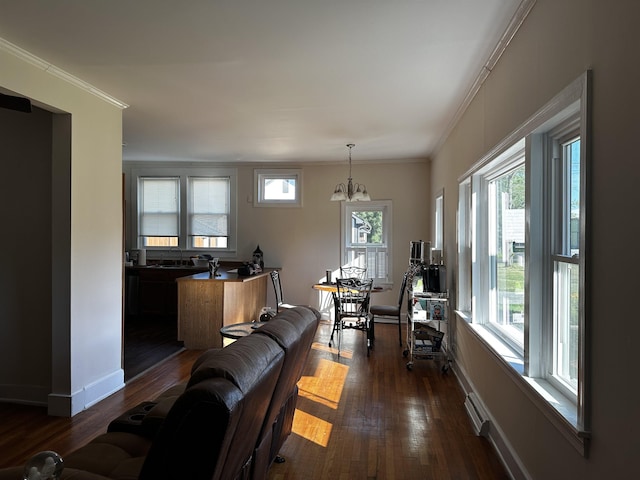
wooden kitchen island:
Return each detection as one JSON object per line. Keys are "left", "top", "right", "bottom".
{"left": 176, "top": 268, "right": 275, "bottom": 349}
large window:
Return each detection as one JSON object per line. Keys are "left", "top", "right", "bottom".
{"left": 457, "top": 72, "right": 590, "bottom": 453}
{"left": 341, "top": 201, "right": 392, "bottom": 287}
{"left": 133, "top": 167, "right": 237, "bottom": 252}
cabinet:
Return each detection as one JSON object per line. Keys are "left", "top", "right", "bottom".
{"left": 403, "top": 265, "right": 450, "bottom": 371}
{"left": 128, "top": 267, "right": 207, "bottom": 317}
{"left": 176, "top": 269, "right": 272, "bottom": 349}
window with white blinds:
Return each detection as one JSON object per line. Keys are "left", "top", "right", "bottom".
{"left": 139, "top": 177, "right": 179, "bottom": 246}
{"left": 132, "top": 166, "right": 237, "bottom": 252}
{"left": 188, "top": 176, "right": 230, "bottom": 248}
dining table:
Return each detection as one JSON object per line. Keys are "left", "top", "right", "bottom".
{"left": 312, "top": 280, "right": 384, "bottom": 356}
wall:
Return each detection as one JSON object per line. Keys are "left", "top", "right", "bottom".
{"left": 123, "top": 160, "right": 432, "bottom": 318}
{"left": 0, "top": 46, "right": 125, "bottom": 415}
{"left": 0, "top": 106, "right": 53, "bottom": 401}
{"left": 432, "top": 0, "right": 640, "bottom": 478}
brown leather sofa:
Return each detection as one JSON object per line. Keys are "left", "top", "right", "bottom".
{"left": 0, "top": 306, "right": 320, "bottom": 480}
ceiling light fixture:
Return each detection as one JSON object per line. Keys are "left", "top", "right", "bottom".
{"left": 330, "top": 143, "right": 370, "bottom": 202}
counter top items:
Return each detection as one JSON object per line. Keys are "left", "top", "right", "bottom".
{"left": 253, "top": 245, "right": 264, "bottom": 269}
{"left": 208, "top": 257, "right": 220, "bottom": 276}
{"left": 190, "top": 255, "right": 210, "bottom": 267}
{"left": 238, "top": 262, "right": 261, "bottom": 276}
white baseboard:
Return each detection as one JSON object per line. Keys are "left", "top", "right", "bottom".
{"left": 48, "top": 368, "right": 124, "bottom": 417}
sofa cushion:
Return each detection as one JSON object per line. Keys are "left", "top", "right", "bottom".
{"left": 188, "top": 333, "right": 283, "bottom": 393}
{"left": 64, "top": 431, "right": 152, "bottom": 480}
{"left": 140, "top": 334, "right": 285, "bottom": 480}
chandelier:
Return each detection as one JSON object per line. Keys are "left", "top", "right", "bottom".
{"left": 330, "top": 143, "right": 371, "bottom": 201}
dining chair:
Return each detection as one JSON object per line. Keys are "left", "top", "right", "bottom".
{"left": 339, "top": 265, "right": 367, "bottom": 280}
{"left": 370, "top": 271, "right": 408, "bottom": 346}
{"left": 270, "top": 270, "right": 296, "bottom": 313}
{"left": 329, "top": 277, "right": 374, "bottom": 356}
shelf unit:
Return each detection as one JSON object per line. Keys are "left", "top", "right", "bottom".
{"left": 403, "top": 265, "right": 450, "bottom": 371}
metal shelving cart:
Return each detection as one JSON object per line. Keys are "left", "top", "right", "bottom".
{"left": 403, "top": 265, "right": 450, "bottom": 371}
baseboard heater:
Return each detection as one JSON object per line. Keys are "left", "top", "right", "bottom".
{"left": 464, "top": 392, "right": 490, "bottom": 437}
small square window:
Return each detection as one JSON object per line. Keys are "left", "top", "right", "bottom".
{"left": 254, "top": 169, "right": 302, "bottom": 207}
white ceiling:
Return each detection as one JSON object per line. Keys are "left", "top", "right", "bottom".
{"left": 0, "top": 0, "right": 524, "bottom": 164}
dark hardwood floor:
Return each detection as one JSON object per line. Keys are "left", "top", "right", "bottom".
{"left": 124, "top": 314, "right": 184, "bottom": 382}
{"left": 0, "top": 321, "right": 509, "bottom": 479}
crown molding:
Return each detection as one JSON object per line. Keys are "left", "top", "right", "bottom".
{"left": 434, "top": 0, "right": 536, "bottom": 156}
{"left": 0, "top": 37, "right": 129, "bottom": 110}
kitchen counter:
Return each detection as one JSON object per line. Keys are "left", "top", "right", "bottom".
{"left": 125, "top": 265, "right": 208, "bottom": 317}
{"left": 175, "top": 268, "right": 276, "bottom": 349}
{"left": 176, "top": 268, "right": 273, "bottom": 282}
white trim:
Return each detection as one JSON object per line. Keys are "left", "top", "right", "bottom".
{"left": 0, "top": 37, "right": 129, "bottom": 109}
{"left": 456, "top": 71, "right": 592, "bottom": 456}
{"left": 436, "top": 0, "right": 537, "bottom": 156}
{"left": 340, "top": 200, "right": 393, "bottom": 287}
{"left": 130, "top": 165, "right": 238, "bottom": 254}
{"left": 459, "top": 317, "right": 588, "bottom": 456}
{"left": 253, "top": 168, "right": 303, "bottom": 207}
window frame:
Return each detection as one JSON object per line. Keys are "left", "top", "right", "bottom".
{"left": 456, "top": 71, "right": 591, "bottom": 455}
{"left": 479, "top": 151, "right": 526, "bottom": 353}
{"left": 131, "top": 166, "right": 238, "bottom": 254}
{"left": 137, "top": 176, "right": 181, "bottom": 248}
{"left": 433, "top": 189, "right": 444, "bottom": 263}
{"left": 340, "top": 200, "right": 392, "bottom": 288}
{"left": 254, "top": 168, "right": 303, "bottom": 207}
{"left": 187, "top": 175, "right": 232, "bottom": 250}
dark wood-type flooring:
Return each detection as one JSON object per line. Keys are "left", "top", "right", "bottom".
{"left": 123, "top": 314, "right": 184, "bottom": 382}
{"left": 0, "top": 321, "right": 509, "bottom": 479}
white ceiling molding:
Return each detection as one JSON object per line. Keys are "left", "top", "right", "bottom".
{"left": 433, "top": 0, "right": 537, "bottom": 156}
{"left": 0, "top": 37, "right": 129, "bottom": 110}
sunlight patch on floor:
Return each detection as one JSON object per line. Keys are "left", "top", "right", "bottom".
{"left": 297, "top": 358, "right": 349, "bottom": 409}
{"left": 291, "top": 409, "right": 333, "bottom": 447}
{"left": 310, "top": 341, "right": 353, "bottom": 359}
{"left": 292, "top": 352, "right": 351, "bottom": 446}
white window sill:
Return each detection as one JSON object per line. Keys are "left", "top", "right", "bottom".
{"left": 456, "top": 311, "right": 589, "bottom": 455}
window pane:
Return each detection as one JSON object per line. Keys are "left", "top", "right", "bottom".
{"left": 552, "top": 136, "right": 580, "bottom": 393}
{"left": 143, "top": 237, "right": 178, "bottom": 247}
{"left": 192, "top": 236, "right": 228, "bottom": 248}
{"left": 140, "top": 177, "right": 179, "bottom": 236}
{"left": 488, "top": 164, "right": 525, "bottom": 346}
{"left": 568, "top": 139, "right": 581, "bottom": 257}
{"left": 350, "top": 211, "right": 381, "bottom": 245}
{"left": 189, "top": 177, "right": 229, "bottom": 236}
{"left": 264, "top": 177, "right": 296, "bottom": 200}
{"left": 255, "top": 169, "right": 302, "bottom": 206}
{"left": 554, "top": 261, "right": 579, "bottom": 391}
{"left": 343, "top": 203, "right": 390, "bottom": 284}
{"left": 435, "top": 193, "right": 443, "bottom": 251}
